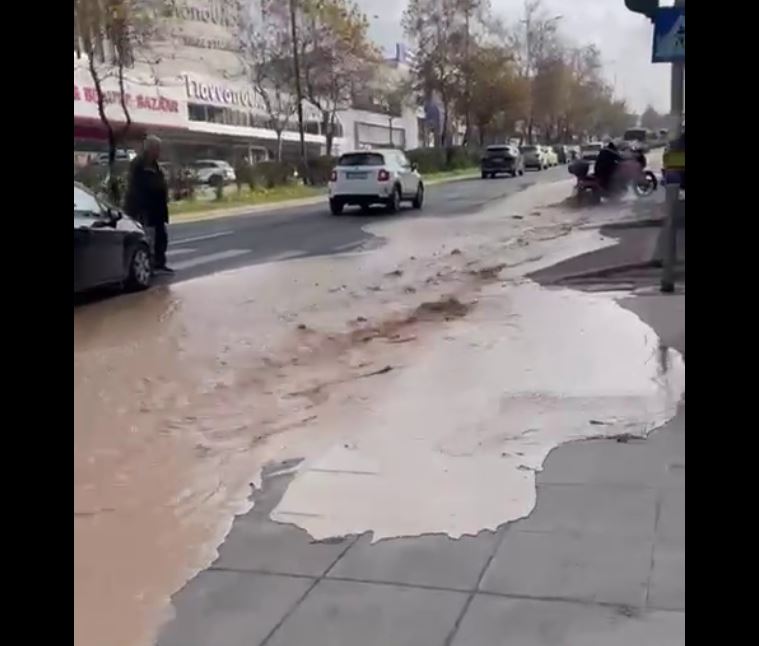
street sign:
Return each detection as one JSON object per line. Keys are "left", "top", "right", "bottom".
{"left": 652, "top": 7, "right": 685, "bottom": 63}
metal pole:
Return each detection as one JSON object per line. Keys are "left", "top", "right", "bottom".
{"left": 661, "top": 0, "right": 685, "bottom": 293}
{"left": 289, "top": 0, "right": 307, "bottom": 171}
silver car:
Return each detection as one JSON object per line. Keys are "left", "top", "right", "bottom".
{"left": 520, "top": 145, "right": 546, "bottom": 171}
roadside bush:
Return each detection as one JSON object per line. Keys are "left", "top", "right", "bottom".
{"left": 252, "top": 161, "right": 295, "bottom": 188}
{"left": 406, "top": 146, "right": 480, "bottom": 173}
{"left": 234, "top": 160, "right": 256, "bottom": 191}
{"left": 406, "top": 148, "right": 447, "bottom": 173}
{"left": 303, "top": 156, "right": 337, "bottom": 185}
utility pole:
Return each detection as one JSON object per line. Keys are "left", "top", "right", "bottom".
{"left": 289, "top": 0, "right": 307, "bottom": 173}
{"left": 660, "top": 0, "right": 685, "bottom": 293}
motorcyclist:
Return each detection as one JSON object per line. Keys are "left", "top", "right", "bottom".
{"left": 593, "top": 141, "right": 621, "bottom": 193}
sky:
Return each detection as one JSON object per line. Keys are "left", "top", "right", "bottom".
{"left": 356, "top": 0, "right": 671, "bottom": 114}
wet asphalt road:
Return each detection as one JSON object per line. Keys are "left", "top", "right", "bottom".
{"left": 158, "top": 166, "right": 568, "bottom": 285}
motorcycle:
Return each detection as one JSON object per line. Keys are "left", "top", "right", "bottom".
{"left": 569, "top": 158, "right": 657, "bottom": 205}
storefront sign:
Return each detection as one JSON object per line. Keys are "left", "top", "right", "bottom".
{"left": 184, "top": 76, "right": 265, "bottom": 111}
{"left": 73, "top": 66, "right": 187, "bottom": 129}
{"left": 74, "top": 84, "right": 179, "bottom": 114}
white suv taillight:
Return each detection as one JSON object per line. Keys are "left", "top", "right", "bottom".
{"left": 377, "top": 169, "right": 390, "bottom": 182}
{"left": 330, "top": 170, "right": 337, "bottom": 182}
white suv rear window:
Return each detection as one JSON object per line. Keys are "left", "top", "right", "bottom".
{"left": 338, "top": 153, "right": 385, "bottom": 167}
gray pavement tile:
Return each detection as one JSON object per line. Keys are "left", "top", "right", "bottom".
{"left": 264, "top": 579, "right": 468, "bottom": 646}
{"left": 212, "top": 512, "right": 355, "bottom": 577}
{"left": 328, "top": 529, "right": 500, "bottom": 591}
{"left": 539, "top": 438, "right": 668, "bottom": 487}
{"left": 156, "top": 570, "right": 312, "bottom": 646}
{"left": 451, "top": 596, "right": 684, "bottom": 646}
{"left": 480, "top": 530, "right": 651, "bottom": 607}
{"left": 516, "top": 483, "right": 657, "bottom": 539}
{"left": 656, "top": 487, "right": 685, "bottom": 543}
{"left": 648, "top": 543, "right": 685, "bottom": 610}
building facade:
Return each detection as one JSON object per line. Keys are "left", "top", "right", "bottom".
{"left": 74, "top": 0, "right": 421, "bottom": 166}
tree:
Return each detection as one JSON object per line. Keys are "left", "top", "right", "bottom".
{"left": 374, "top": 78, "right": 415, "bottom": 148}
{"left": 240, "top": 1, "right": 299, "bottom": 161}
{"left": 74, "top": 0, "right": 170, "bottom": 202}
{"left": 299, "top": 0, "right": 378, "bottom": 156}
{"left": 403, "top": 0, "right": 463, "bottom": 147}
{"left": 505, "top": 0, "right": 564, "bottom": 142}
{"left": 640, "top": 105, "right": 665, "bottom": 131}
{"left": 464, "top": 44, "right": 527, "bottom": 145}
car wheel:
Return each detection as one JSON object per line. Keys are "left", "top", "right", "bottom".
{"left": 329, "top": 199, "right": 344, "bottom": 215}
{"left": 511, "top": 170, "right": 518, "bottom": 178}
{"left": 125, "top": 243, "right": 152, "bottom": 291}
{"left": 519, "top": 168, "right": 525, "bottom": 176}
{"left": 481, "top": 171, "right": 488, "bottom": 179}
{"left": 386, "top": 185, "right": 401, "bottom": 213}
{"left": 360, "top": 203, "right": 372, "bottom": 214}
{"left": 412, "top": 183, "right": 424, "bottom": 209}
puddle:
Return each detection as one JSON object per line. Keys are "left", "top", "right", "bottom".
{"left": 271, "top": 280, "right": 684, "bottom": 541}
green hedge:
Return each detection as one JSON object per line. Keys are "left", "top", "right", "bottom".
{"left": 406, "top": 146, "right": 480, "bottom": 173}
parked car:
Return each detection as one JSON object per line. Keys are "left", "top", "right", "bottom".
{"left": 480, "top": 144, "right": 525, "bottom": 178}
{"left": 328, "top": 149, "right": 424, "bottom": 215}
{"left": 93, "top": 149, "right": 137, "bottom": 165}
{"left": 566, "top": 145, "right": 581, "bottom": 161}
{"left": 74, "top": 182, "right": 152, "bottom": 294}
{"left": 520, "top": 145, "right": 547, "bottom": 171}
{"left": 542, "top": 146, "right": 559, "bottom": 167}
{"left": 581, "top": 142, "right": 604, "bottom": 161}
{"left": 552, "top": 145, "right": 569, "bottom": 164}
{"left": 191, "top": 159, "right": 236, "bottom": 186}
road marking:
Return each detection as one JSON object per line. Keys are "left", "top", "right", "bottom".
{"left": 263, "top": 250, "right": 305, "bottom": 262}
{"left": 171, "top": 230, "right": 234, "bottom": 245}
{"left": 171, "top": 249, "right": 250, "bottom": 271}
{"left": 166, "top": 247, "right": 196, "bottom": 258}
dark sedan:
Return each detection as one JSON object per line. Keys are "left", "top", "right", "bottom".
{"left": 74, "top": 182, "right": 153, "bottom": 294}
{"left": 481, "top": 145, "right": 525, "bottom": 179}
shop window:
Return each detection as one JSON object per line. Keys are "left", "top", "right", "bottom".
{"left": 188, "top": 103, "right": 207, "bottom": 122}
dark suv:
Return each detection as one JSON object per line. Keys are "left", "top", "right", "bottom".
{"left": 480, "top": 145, "right": 525, "bottom": 179}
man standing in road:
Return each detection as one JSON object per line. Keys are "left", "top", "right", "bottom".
{"left": 125, "top": 135, "right": 173, "bottom": 273}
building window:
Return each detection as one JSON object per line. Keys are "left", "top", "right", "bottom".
{"left": 188, "top": 103, "right": 208, "bottom": 122}
{"left": 355, "top": 121, "right": 406, "bottom": 149}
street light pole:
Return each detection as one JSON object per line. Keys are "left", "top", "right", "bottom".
{"left": 660, "top": 0, "right": 685, "bottom": 293}
{"left": 289, "top": 0, "right": 307, "bottom": 172}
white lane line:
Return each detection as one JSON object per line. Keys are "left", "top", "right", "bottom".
{"left": 171, "top": 249, "right": 250, "bottom": 271}
{"left": 172, "top": 230, "right": 234, "bottom": 245}
{"left": 166, "top": 247, "right": 196, "bottom": 258}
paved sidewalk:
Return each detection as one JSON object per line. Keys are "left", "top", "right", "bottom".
{"left": 157, "top": 288, "right": 685, "bottom": 645}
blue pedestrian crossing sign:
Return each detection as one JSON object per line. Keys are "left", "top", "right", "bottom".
{"left": 652, "top": 7, "right": 685, "bottom": 63}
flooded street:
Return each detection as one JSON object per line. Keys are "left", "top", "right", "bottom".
{"left": 74, "top": 178, "right": 683, "bottom": 646}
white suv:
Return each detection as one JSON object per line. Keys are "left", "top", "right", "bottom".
{"left": 328, "top": 149, "right": 424, "bottom": 215}
{"left": 191, "top": 159, "right": 236, "bottom": 186}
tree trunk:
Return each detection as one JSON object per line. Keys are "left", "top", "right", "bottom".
{"left": 321, "top": 112, "right": 334, "bottom": 157}
{"left": 440, "top": 96, "right": 449, "bottom": 148}
{"left": 276, "top": 132, "right": 284, "bottom": 161}
{"left": 388, "top": 117, "right": 394, "bottom": 148}
{"left": 88, "top": 55, "right": 119, "bottom": 204}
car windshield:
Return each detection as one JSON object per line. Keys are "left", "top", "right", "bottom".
{"left": 486, "top": 147, "right": 511, "bottom": 156}
{"left": 338, "top": 153, "right": 385, "bottom": 167}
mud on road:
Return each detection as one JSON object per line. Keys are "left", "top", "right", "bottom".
{"left": 74, "top": 176, "right": 682, "bottom": 646}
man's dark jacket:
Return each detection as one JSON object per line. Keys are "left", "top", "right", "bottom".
{"left": 124, "top": 154, "right": 169, "bottom": 226}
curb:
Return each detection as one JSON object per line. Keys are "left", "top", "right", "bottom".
{"left": 169, "top": 172, "right": 480, "bottom": 225}
{"left": 551, "top": 261, "right": 660, "bottom": 283}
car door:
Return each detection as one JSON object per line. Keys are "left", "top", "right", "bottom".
{"left": 74, "top": 185, "right": 125, "bottom": 290}
{"left": 394, "top": 151, "right": 417, "bottom": 197}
